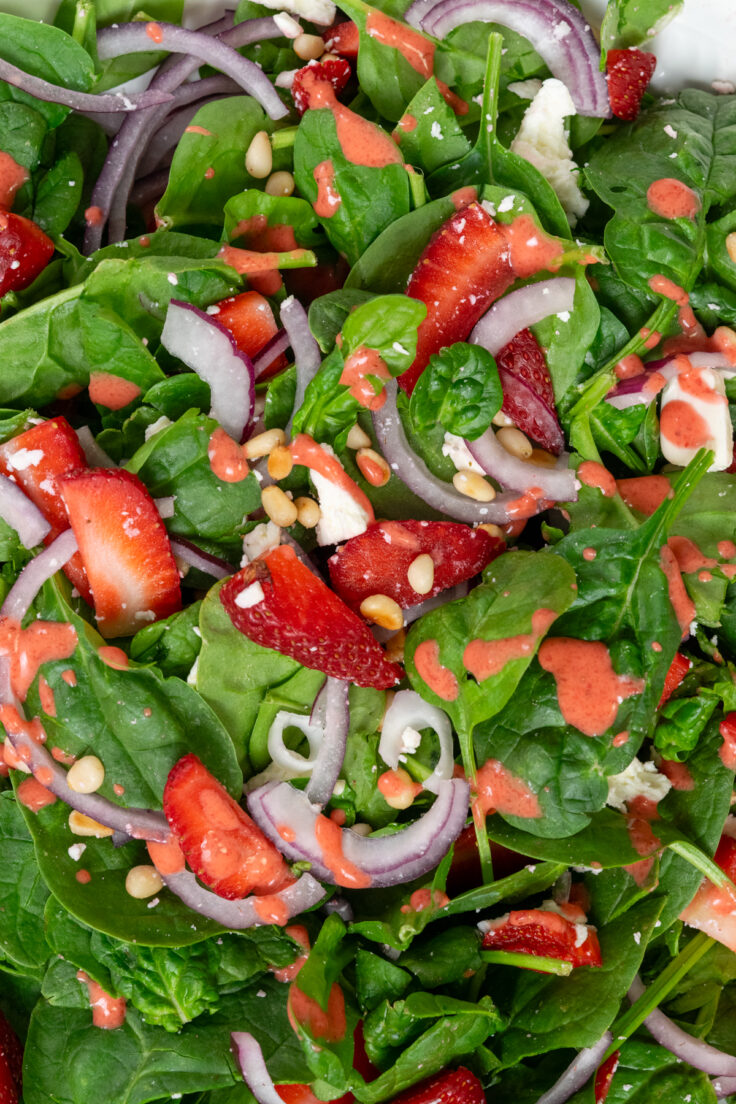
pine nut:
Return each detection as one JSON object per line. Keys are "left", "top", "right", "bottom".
{"left": 265, "top": 171, "right": 295, "bottom": 197}
{"left": 407, "top": 553, "right": 434, "bottom": 595}
{"left": 267, "top": 444, "right": 294, "bottom": 480}
{"left": 529, "top": 447, "right": 557, "bottom": 468}
{"left": 295, "top": 496, "right": 321, "bottom": 528}
{"left": 360, "top": 593, "right": 404, "bottom": 631}
{"left": 452, "top": 470, "right": 496, "bottom": 502}
{"left": 492, "top": 409, "right": 514, "bottom": 428}
{"left": 727, "top": 232, "right": 736, "bottom": 265}
{"left": 68, "top": 810, "right": 113, "bottom": 838}
{"left": 477, "top": 523, "right": 506, "bottom": 540}
{"left": 378, "top": 768, "right": 421, "bottom": 810}
{"left": 346, "top": 424, "right": 372, "bottom": 450}
{"left": 356, "top": 448, "right": 390, "bottom": 487}
{"left": 125, "top": 864, "right": 164, "bottom": 899}
{"left": 293, "top": 32, "right": 325, "bottom": 60}
{"left": 385, "top": 628, "right": 406, "bottom": 665}
{"left": 245, "top": 130, "right": 273, "bottom": 180}
{"left": 67, "top": 755, "right": 105, "bottom": 794}
{"left": 321, "top": 52, "right": 339, "bottom": 62}
{"left": 243, "top": 428, "right": 285, "bottom": 459}
{"left": 350, "top": 822, "right": 372, "bottom": 836}
{"left": 497, "top": 426, "right": 533, "bottom": 460}
{"left": 262, "top": 485, "right": 298, "bottom": 527}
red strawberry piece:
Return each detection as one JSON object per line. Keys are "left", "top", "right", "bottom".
{"left": 680, "top": 834, "right": 736, "bottom": 953}
{"left": 447, "top": 824, "right": 529, "bottom": 896}
{"left": 322, "top": 21, "right": 359, "bottom": 59}
{"left": 221, "top": 544, "right": 402, "bottom": 689}
{"left": 495, "top": 328, "right": 564, "bottom": 455}
{"left": 0, "top": 209, "right": 54, "bottom": 299}
{"left": 291, "top": 57, "right": 352, "bottom": 116}
{"left": 594, "top": 1051, "right": 620, "bottom": 1104}
{"left": 0, "top": 416, "right": 91, "bottom": 600}
{"left": 606, "top": 48, "right": 656, "bottom": 122}
{"left": 215, "top": 290, "right": 287, "bottom": 378}
{"left": 658, "top": 651, "right": 691, "bottom": 708}
{"left": 60, "top": 468, "right": 181, "bottom": 637}
{"left": 0, "top": 1011, "right": 21, "bottom": 1104}
{"left": 328, "top": 519, "right": 503, "bottom": 611}
{"left": 400, "top": 203, "right": 515, "bottom": 396}
{"left": 390, "top": 1067, "right": 485, "bottom": 1104}
{"left": 164, "top": 753, "right": 293, "bottom": 899}
{"left": 481, "top": 907, "right": 602, "bottom": 968}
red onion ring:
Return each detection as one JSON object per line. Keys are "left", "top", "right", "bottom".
{"left": 161, "top": 301, "right": 255, "bottom": 442}
{"left": 628, "top": 976, "right": 736, "bottom": 1077}
{"left": 470, "top": 278, "right": 576, "bottom": 356}
{"left": 169, "top": 537, "right": 231, "bottom": 579}
{"left": 713, "top": 1076, "right": 736, "bottom": 1098}
{"left": 607, "top": 352, "right": 735, "bottom": 409}
{"left": 232, "top": 1032, "right": 289, "bottom": 1104}
{"left": 247, "top": 777, "right": 469, "bottom": 888}
{"left": 532, "top": 1032, "right": 613, "bottom": 1104}
{"left": 0, "top": 475, "right": 51, "bottom": 549}
{"left": 253, "top": 329, "right": 290, "bottom": 381}
{"left": 410, "top": 0, "right": 610, "bottom": 118}
{"left": 75, "top": 426, "right": 115, "bottom": 468}
{"left": 0, "top": 58, "right": 174, "bottom": 113}
{"left": 466, "top": 427, "right": 577, "bottom": 500}
{"left": 1, "top": 530, "right": 78, "bottom": 622}
{"left": 305, "top": 677, "right": 350, "bottom": 807}
{"left": 159, "top": 866, "right": 325, "bottom": 928}
{"left": 281, "top": 296, "right": 321, "bottom": 433}
{"left": 379, "top": 689, "right": 453, "bottom": 795}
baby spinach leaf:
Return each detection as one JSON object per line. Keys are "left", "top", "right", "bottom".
{"left": 570, "top": 1037, "right": 717, "bottom": 1104}
{"left": 0, "top": 792, "right": 50, "bottom": 977}
{"left": 0, "top": 12, "right": 94, "bottom": 92}
{"left": 391, "top": 78, "right": 471, "bottom": 176}
{"left": 223, "top": 189, "right": 323, "bottom": 246}
{"left": 396, "top": 927, "right": 483, "bottom": 988}
{"left": 32, "top": 149, "right": 84, "bottom": 236}
{"left": 341, "top": 295, "right": 426, "bottom": 374}
{"left": 309, "top": 289, "right": 375, "bottom": 353}
{"left": 600, "top": 0, "right": 684, "bottom": 51}
{"left": 409, "top": 342, "right": 502, "bottom": 440}
{"left": 485, "top": 807, "right": 649, "bottom": 869}
{"left": 534, "top": 267, "right": 600, "bottom": 407}
{"left": 129, "top": 602, "right": 203, "bottom": 680}
{"left": 355, "top": 949, "right": 412, "bottom": 1012}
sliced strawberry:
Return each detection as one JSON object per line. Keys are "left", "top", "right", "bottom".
{"left": 323, "top": 21, "right": 359, "bottom": 59}
{"left": 447, "top": 824, "right": 529, "bottom": 896}
{"left": 481, "top": 907, "right": 602, "bottom": 968}
{"left": 400, "top": 203, "right": 514, "bottom": 396}
{"left": 292, "top": 57, "right": 352, "bottom": 116}
{"left": 164, "top": 753, "right": 293, "bottom": 899}
{"left": 658, "top": 651, "right": 692, "bottom": 708}
{"left": 390, "top": 1067, "right": 485, "bottom": 1104}
{"left": 680, "top": 834, "right": 736, "bottom": 953}
{"left": 495, "top": 328, "right": 564, "bottom": 455}
{"left": 0, "top": 209, "right": 54, "bottom": 299}
{"left": 59, "top": 468, "right": 181, "bottom": 637}
{"left": 594, "top": 1051, "right": 620, "bottom": 1104}
{"left": 215, "top": 290, "right": 287, "bottom": 378}
{"left": 221, "top": 544, "right": 402, "bottom": 689}
{"left": 0, "top": 417, "right": 91, "bottom": 600}
{"left": 606, "top": 48, "right": 656, "bottom": 122}
{"left": 0, "top": 1012, "right": 21, "bottom": 1104}
{"left": 328, "top": 520, "right": 503, "bottom": 611}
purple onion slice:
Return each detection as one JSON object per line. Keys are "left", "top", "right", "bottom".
{"left": 161, "top": 300, "right": 255, "bottom": 442}
{"left": 305, "top": 678, "right": 350, "bottom": 807}
{"left": 378, "top": 689, "right": 453, "bottom": 795}
{"left": 232, "top": 1032, "right": 288, "bottom": 1104}
{"left": 1, "top": 530, "right": 78, "bottom": 622}
{"left": 247, "top": 777, "right": 469, "bottom": 888}
{"left": 470, "top": 278, "right": 576, "bottom": 356}
{"left": 466, "top": 426, "right": 577, "bottom": 501}
{"left": 170, "top": 538, "right": 232, "bottom": 580}
{"left": 0, "top": 475, "right": 51, "bottom": 549}
{"left": 0, "top": 58, "right": 173, "bottom": 113}
{"left": 281, "top": 295, "right": 322, "bottom": 433}
{"left": 253, "top": 328, "right": 291, "bottom": 381}
{"left": 628, "top": 976, "right": 736, "bottom": 1076}
{"left": 532, "top": 1032, "right": 612, "bottom": 1104}
{"left": 162, "top": 867, "right": 325, "bottom": 929}
{"left": 75, "top": 426, "right": 115, "bottom": 468}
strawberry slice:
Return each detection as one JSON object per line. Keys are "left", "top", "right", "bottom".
{"left": 594, "top": 1051, "right": 620, "bottom": 1104}
{"left": 60, "top": 468, "right": 181, "bottom": 637}
{"left": 495, "top": 328, "right": 564, "bottom": 455}
{"left": 215, "top": 290, "right": 287, "bottom": 378}
{"left": 606, "top": 48, "right": 656, "bottom": 122}
{"left": 292, "top": 57, "right": 352, "bottom": 116}
{"left": 322, "top": 21, "right": 359, "bottom": 59}
{"left": 658, "top": 651, "right": 691, "bottom": 708}
{"left": 481, "top": 907, "right": 602, "bottom": 968}
{"left": 328, "top": 520, "right": 503, "bottom": 611}
{"left": 0, "top": 1011, "right": 21, "bottom": 1104}
{"left": 400, "top": 203, "right": 514, "bottom": 396}
{"left": 390, "top": 1067, "right": 485, "bottom": 1104}
{"left": 0, "top": 210, "right": 54, "bottom": 299}
{"left": 680, "top": 834, "right": 736, "bottom": 952}
{"left": 220, "top": 544, "right": 402, "bottom": 689}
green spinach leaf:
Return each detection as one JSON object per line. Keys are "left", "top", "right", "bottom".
{"left": 409, "top": 342, "right": 502, "bottom": 439}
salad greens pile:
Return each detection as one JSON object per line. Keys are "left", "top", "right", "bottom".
{"left": 2, "top": 0, "right": 736, "bottom": 1102}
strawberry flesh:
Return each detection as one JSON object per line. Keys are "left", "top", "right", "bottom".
{"left": 292, "top": 57, "right": 352, "bottom": 116}
{"left": 0, "top": 1011, "right": 21, "bottom": 1104}
{"left": 0, "top": 210, "right": 54, "bottom": 299}
{"left": 163, "top": 753, "right": 293, "bottom": 899}
{"left": 328, "top": 520, "right": 503, "bottom": 611}
{"left": 594, "top": 1051, "right": 620, "bottom": 1104}
{"left": 482, "top": 907, "right": 602, "bottom": 967}
{"left": 606, "top": 48, "right": 656, "bottom": 122}
{"left": 221, "top": 544, "right": 402, "bottom": 689}
{"left": 322, "top": 21, "right": 359, "bottom": 59}
{"left": 215, "top": 290, "right": 287, "bottom": 377}
{"left": 390, "top": 1067, "right": 485, "bottom": 1104}
{"left": 658, "top": 651, "right": 691, "bottom": 708}
{"left": 680, "top": 834, "right": 736, "bottom": 952}
{"left": 60, "top": 468, "right": 181, "bottom": 637}
{"left": 496, "top": 328, "right": 564, "bottom": 455}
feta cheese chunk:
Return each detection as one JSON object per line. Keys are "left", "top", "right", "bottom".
{"left": 254, "top": 0, "right": 335, "bottom": 26}
{"left": 660, "top": 365, "right": 734, "bottom": 471}
{"left": 242, "top": 521, "right": 281, "bottom": 565}
{"left": 442, "top": 432, "right": 484, "bottom": 474}
{"left": 606, "top": 757, "right": 672, "bottom": 813}
{"left": 311, "top": 453, "right": 371, "bottom": 546}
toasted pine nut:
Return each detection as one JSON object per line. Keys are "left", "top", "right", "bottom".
{"left": 293, "top": 32, "right": 325, "bottom": 60}
{"left": 346, "top": 423, "right": 372, "bottom": 450}
{"left": 529, "top": 447, "right": 557, "bottom": 468}
{"left": 378, "top": 768, "right": 420, "bottom": 810}
{"left": 497, "top": 426, "right": 533, "bottom": 460}
{"left": 67, "top": 755, "right": 105, "bottom": 794}
{"left": 385, "top": 628, "right": 406, "bottom": 665}
{"left": 492, "top": 409, "right": 514, "bottom": 428}
{"left": 243, "top": 428, "right": 285, "bottom": 459}
{"left": 125, "top": 864, "right": 164, "bottom": 899}
{"left": 262, "top": 485, "right": 298, "bottom": 527}
{"left": 350, "top": 822, "right": 372, "bottom": 836}
{"left": 320, "top": 52, "right": 339, "bottom": 62}
{"left": 452, "top": 470, "right": 496, "bottom": 502}
{"left": 265, "top": 171, "right": 295, "bottom": 197}
{"left": 267, "top": 444, "right": 294, "bottom": 480}
{"left": 360, "top": 593, "right": 404, "bottom": 631}
{"left": 356, "top": 447, "right": 390, "bottom": 487}
{"left": 295, "top": 496, "right": 321, "bottom": 528}
{"left": 477, "top": 523, "right": 506, "bottom": 540}
{"left": 727, "top": 232, "right": 736, "bottom": 265}
{"left": 68, "top": 810, "right": 114, "bottom": 838}
{"left": 245, "top": 130, "right": 273, "bottom": 179}
{"left": 407, "top": 553, "right": 434, "bottom": 595}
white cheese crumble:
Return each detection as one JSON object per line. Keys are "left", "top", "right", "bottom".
{"left": 234, "top": 580, "right": 265, "bottom": 609}
{"left": 6, "top": 448, "right": 44, "bottom": 471}
{"left": 311, "top": 458, "right": 370, "bottom": 545}
{"left": 254, "top": 0, "right": 335, "bottom": 25}
{"left": 660, "top": 366, "right": 734, "bottom": 471}
{"left": 606, "top": 757, "right": 672, "bottom": 813}
{"left": 242, "top": 521, "right": 281, "bottom": 565}
{"left": 442, "top": 432, "right": 484, "bottom": 474}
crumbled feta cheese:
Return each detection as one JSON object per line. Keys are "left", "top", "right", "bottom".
{"left": 606, "top": 757, "right": 672, "bottom": 813}
{"left": 144, "top": 415, "right": 172, "bottom": 441}
{"left": 311, "top": 466, "right": 370, "bottom": 545}
{"left": 242, "top": 521, "right": 281, "bottom": 564}
{"left": 254, "top": 0, "right": 335, "bottom": 25}
{"left": 234, "top": 581, "right": 265, "bottom": 609}
{"left": 660, "top": 366, "right": 734, "bottom": 471}
{"left": 398, "top": 725, "right": 423, "bottom": 756}
{"left": 510, "top": 78, "right": 589, "bottom": 225}
{"left": 442, "top": 432, "right": 484, "bottom": 474}
{"left": 68, "top": 843, "right": 86, "bottom": 861}
{"left": 272, "top": 11, "right": 302, "bottom": 37}
{"left": 507, "top": 79, "right": 542, "bottom": 101}
{"left": 6, "top": 448, "right": 44, "bottom": 471}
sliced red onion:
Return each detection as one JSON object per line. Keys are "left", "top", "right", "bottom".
{"left": 97, "top": 22, "right": 287, "bottom": 120}
{"left": 253, "top": 329, "right": 290, "bottom": 381}
{"left": 281, "top": 296, "right": 321, "bottom": 434}
{"left": 1, "top": 530, "right": 78, "bottom": 622}
{"left": 628, "top": 976, "right": 736, "bottom": 1076}
{"left": 467, "top": 427, "right": 577, "bottom": 500}
{"left": 162, "top": 867, "right": 325, "bottom": 928}
{"left": 155, "top": 496, "right": 176, "bottom": 519}
{"left": 378, "top": 690, "right": 453, "bottom": 795}
{"left": 232, "top": 1032, "right": 287, "bottom": 1104}
{"left": 161, "top": 301, "right": 255, "bottom": 441}
{"left": 470, "top": 279, "right": 576, "bottom": 356}
{"left": 0, "top": 475, "right": 51, "bottom": 549}
{"left": 714, "top": 1076, "right": 736, "bottom": 1098}
{"left": 130, "top": 168, "right": 170, "bottom": 210}
{"left": 305, "top": 678, "right": 350, "bottom": 807}
{"left": 267, "top": 710, "right": 325, "bottom": 775}
{"left": 0, "top": 58, "right": 173, "bottom": 113}
{"left": 247, "top": 777, "right": 469, "bottom": 888}
{"left": 411, "top": 0, "right": 610, "bottom": 118}
{"left": 324, "top": 896, "right": 354, "bottom": 922}
{"left": 75, "top": 426, "right": 115, "bottom": 468}
{"left": 532, "top": 1032, "right": 613, "bottom": 1104}
{"left": 373, "top": 382, "right": 547, "bottom": 525}
{"left": 607, "top": 352, "right": 736, "bottom": 410}
{"left": 169, "top": 537, "right": 231, "bottom": 579}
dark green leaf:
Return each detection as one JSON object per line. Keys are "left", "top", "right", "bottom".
{"left": 0, "top": 792, "right": 50, "bottom": 976}
{"left": 409, "top": 342, "right": 502, "bottom": 439}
